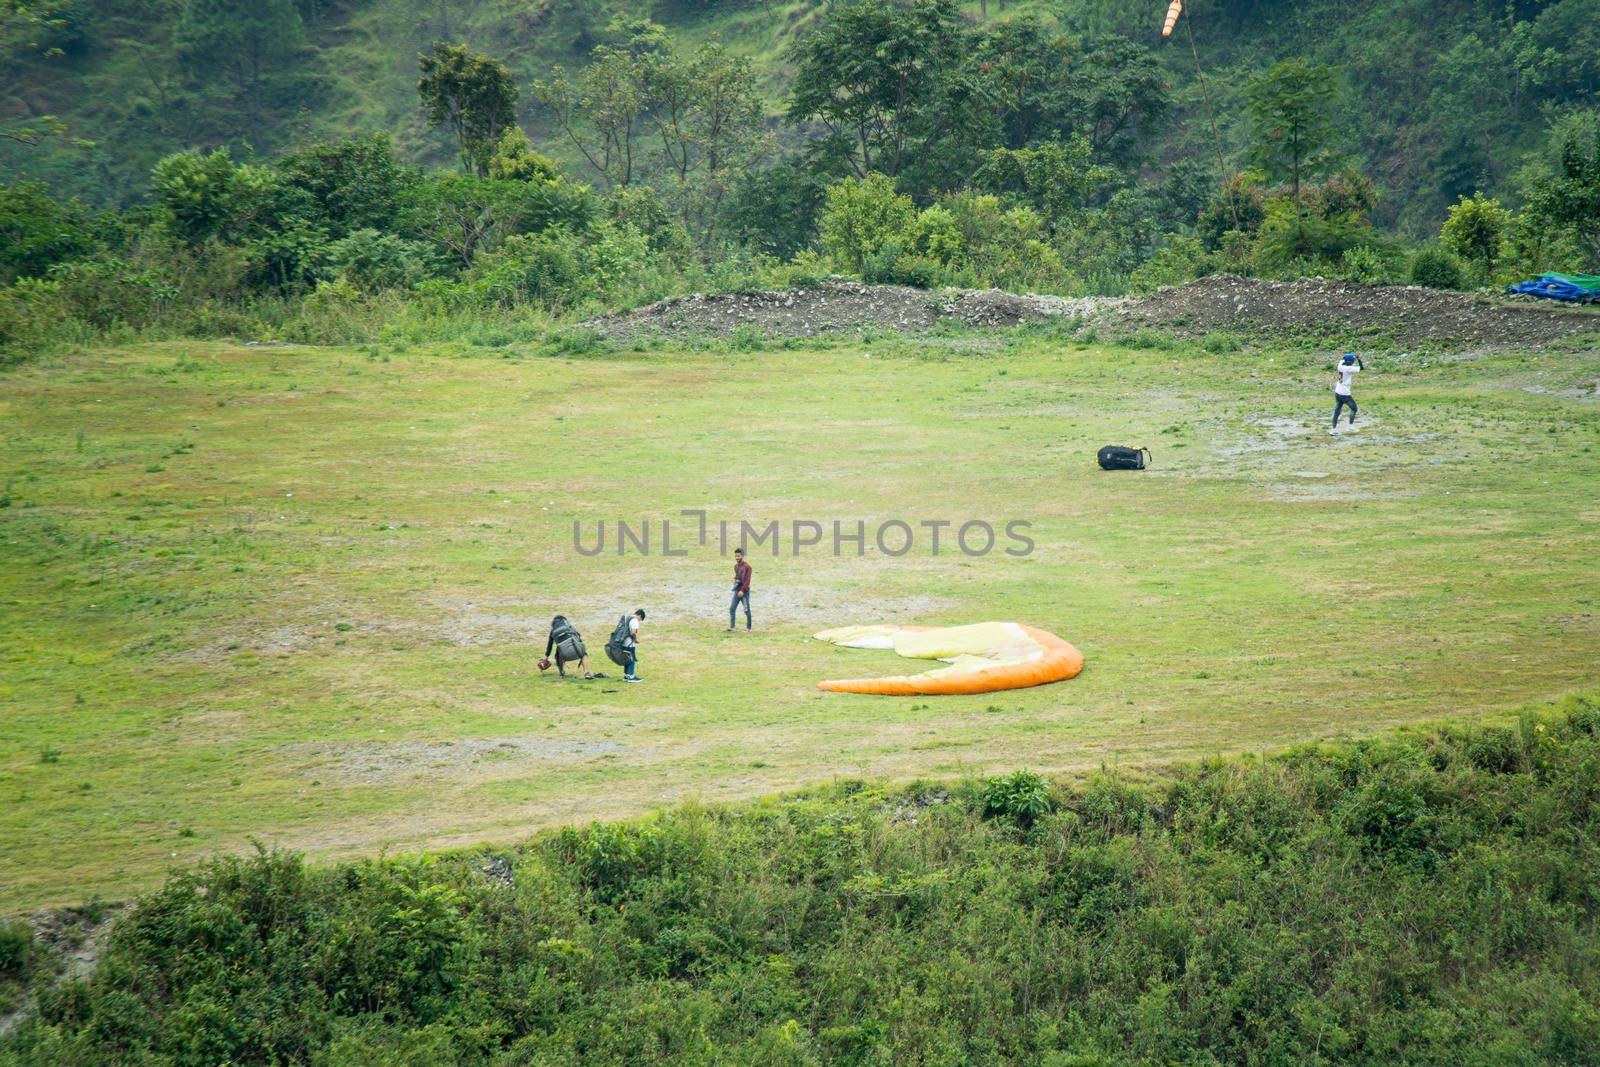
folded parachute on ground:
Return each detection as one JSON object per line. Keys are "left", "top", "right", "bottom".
{"left": 813, "top": 622, "right": 1084, "bottom": 695}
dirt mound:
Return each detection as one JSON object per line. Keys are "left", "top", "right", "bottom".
{"left": 585, "top": 275, "right": 1600, "bottom": 351}
{"left": 1118, "top": 275, "right": 1600, "bottom": 349}
{"left": 584, "top": 281, "right": 1108, "bottom": 339}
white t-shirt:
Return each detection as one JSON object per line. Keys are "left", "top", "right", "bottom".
{"left": 628, "top": 617, "right": 640, "bottom": 640}
{"left": 1334, "top": 362, "right": 1359, "bottom": 396}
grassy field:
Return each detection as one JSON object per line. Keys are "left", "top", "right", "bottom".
{"left": 2, "top": 330, "right": 1598, "bottom": 912}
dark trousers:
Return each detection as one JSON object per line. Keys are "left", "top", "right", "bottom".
{"left": 1333, "top": 394, "right": 1358, "bottom": 426}
{"left": 730, "top": 589, "right": 751, "bottom": 629}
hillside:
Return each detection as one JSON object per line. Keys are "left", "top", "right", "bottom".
{"left": 3, "top": 0, "right": 1596, "bottom": 231}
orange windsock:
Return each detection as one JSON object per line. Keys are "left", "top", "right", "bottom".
{"left": 1162, "top": 0, "right": 1182, "bottom": 36}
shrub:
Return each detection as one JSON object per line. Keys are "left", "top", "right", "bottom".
{"left": 1337, "top": 244, "right": 1395, "bottom": 285}
{"left": 1410, "top": 245, "right": 1466, "bottom": 290}
{"left": 0, "top": 182, "right": 98, "bottom": 284}
{"left": 0, "top": 920, "right": 33, "bottom": 977}
{"left": 1128, "top": 235, "right": 1209, "bottom": 293}
{"left": 981, "top": 769, "right": 1053, "bottom": 826}
{"left": 819, "top": 174, "right": 916, "bottom": 276}
{"left": 322, "top": 230, "right": 438, "bottom": 293}
{"left": 1441, "top": 193, "right": 1511, "bottom": 271}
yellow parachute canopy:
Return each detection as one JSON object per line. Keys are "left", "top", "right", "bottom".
{"left": 1162, "top": 0, "right": 1182, "bottom": 37}
{"left": 813, "top": 622, "right": 1084, "bottom": 696}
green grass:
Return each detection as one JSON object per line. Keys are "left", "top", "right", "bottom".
{"left": 2, "top": 333, "right": 1598, "bottom": 913}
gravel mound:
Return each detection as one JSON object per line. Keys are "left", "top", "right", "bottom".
{"left": 584, "top": 275, "right": 1600, "bottom": 351}
{"left": 584, "top": 281, "right": 1110, "bottom": 339}
{"left": 1117, "top": 275, "right": 1600, "bottom": 349}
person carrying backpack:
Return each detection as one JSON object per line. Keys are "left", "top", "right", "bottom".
{"left": 605, "top": 609, "right": 646, "bottom": 682}
{"left": 540, "top": 614, "right": 592, "bottom": 678}
{"left": 1331, "top": 352, "right": 1364, "bottom": 433}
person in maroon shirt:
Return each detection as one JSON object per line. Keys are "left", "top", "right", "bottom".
{"left": 727, "top": 547, "right": 752, "bottom": 631}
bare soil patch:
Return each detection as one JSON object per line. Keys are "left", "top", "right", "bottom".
{"left": 284, "top": 737, "right": 628, "bottom": 785}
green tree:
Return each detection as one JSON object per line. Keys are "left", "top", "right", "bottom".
{"left": 533, "top": 17, "right": 663, "bottom": 189}
{"left": 486, "top": 127, "right": 559, "bottom": 184}
{"left": 536, "top": 20, "right": 767, "bottom": 247}
{"left": 1522, "top": 118, "right": 1600, "bottom": 269}
{"left": 174, "top": 0, "right": 304, "bottom": 150}
{"left": 973, "top": 137, "right": 1119, "bottom": 233}
{"left": 401, "top": 173, "right": 593, "bottom": 269}
{"left": 417, "top": 43, "right": 519, "bottom": 177}
{"left": 1245, "top": 59, "right": 1339, "bottom": 206}
{"left": 786, "top": 0, "right": 967, "bottom": 178}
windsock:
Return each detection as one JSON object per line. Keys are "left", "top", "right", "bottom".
{"left": 1162, "top": 0, "right": 1182, "bottom": 36}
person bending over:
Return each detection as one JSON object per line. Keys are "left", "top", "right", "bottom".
{"left": 540, "top": 614, "right": 592, "bottom": 679}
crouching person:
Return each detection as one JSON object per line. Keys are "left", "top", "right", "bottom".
{"left": 541, "top": 614, "right": 592, "bottom": 679}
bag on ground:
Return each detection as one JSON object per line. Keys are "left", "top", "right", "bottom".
{"left": 1097, "top": 445, "right": 1151, "bottom": 471}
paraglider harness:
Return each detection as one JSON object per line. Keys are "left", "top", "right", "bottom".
{"left": 604, "top": 614, "right": 635, "bottom": 668}
{"left": 1097, "top": 445, "right": 1151, "bottom": 471}
{"left": 547, "top": 615, "right": 587, "bottom": 675}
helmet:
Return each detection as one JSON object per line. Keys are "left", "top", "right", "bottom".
{"left": 1341, "top": 353, "right": 1357, "bottom": 364}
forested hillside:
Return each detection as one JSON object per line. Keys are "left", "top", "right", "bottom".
{"left": 3, "top": 0, "right": 1598, "bottom": 363}
{"left": 3, "top": 0, "right": 1595, "bottom": 231}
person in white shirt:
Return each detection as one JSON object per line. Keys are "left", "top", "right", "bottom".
{"left": 1331, "top": 352, "right": 1364, "bottom": 432}
{"left": 603, "top": 608, "right": 647, "bottom": 681}
{"left": 623, "top": 609, "right": 644, "bottom": 682}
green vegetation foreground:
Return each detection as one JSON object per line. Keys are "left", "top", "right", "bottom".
{"left": 4, "top": 699, "right": 1600, "bottom": 1063}
{"left": 2, "top": 335, "right": 1599, "bottom": 913}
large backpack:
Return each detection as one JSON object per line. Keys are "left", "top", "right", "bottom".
{"left": 606, "top": 614, "right": 633, "bottom": 651}
{"left": 1097, "top": 445, "right": 1151, "bottom": 471}
{"left": 604, "top": 614, "right": 634, "bottom": 667}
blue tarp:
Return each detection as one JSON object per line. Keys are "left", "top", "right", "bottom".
{"left": 1506, "top": 273, "right": 1600, "bottom": 303}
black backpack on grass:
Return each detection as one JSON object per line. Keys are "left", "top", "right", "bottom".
{"left": 1098, "top": 445, "right": 1151, "bottom": 471}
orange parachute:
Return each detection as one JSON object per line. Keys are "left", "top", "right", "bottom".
{"left": 813, "top": 622, "right": 1084, "bottom": 696}
{"left": 1162, "top": 0, "right": 1183, "bottom": 37}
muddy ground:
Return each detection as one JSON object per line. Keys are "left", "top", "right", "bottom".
{"left": 585, "top": 276, "right": 1600, "bottom": 350}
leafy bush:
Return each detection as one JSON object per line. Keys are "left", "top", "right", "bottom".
{"left": 819, "top": 174, "right": 916, "bottom": 276}
{"left": 981, "top": 769, "right": 1053, "bottom": 826}
{"left": 0, "top": 920, "right": 33, "bottom": 977}
{"left": 0, "top": 182, "right": 98, "bottom": 284}
{"left": 1337, "top": 244, "right": 1398, "bottom": 284}
{"left": 1411, "top": 245, "right": 1467, "bottom": 290}
{"left": 322, "top": 230, "right": 438, "bottom": 293}
{"left": 1441, "top": 193, "right": 1511, "bottom": 270}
